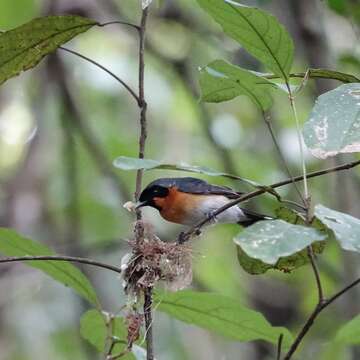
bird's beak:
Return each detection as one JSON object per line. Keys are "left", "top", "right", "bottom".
{"left": 135, "top": 200, "right": 148, "bottom": 209}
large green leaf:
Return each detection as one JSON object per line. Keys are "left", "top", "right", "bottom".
{"left": 114, "top": 156, "right": 261, "bottom": 188}
{"left": 197, "top": 0, "right": 294, "bottom": 79}
{"left": 155, "top": 290, "right": 293, "bottom": 347}
{"left": 314, "top": 204, "right": 360, "bottom": 253}
{"left": 199, "top": 59, "right": 276, "bottom": 110}
{"left": 0, "top": 228, "right": 99, "bottom": 306}
{"left": 303, "top": 83, "right": 360, "bottom": 159}
{"left": 236, "top": 208, "right": 327, "bottom": 274}
{"left": 234, "top": 220, "right": 326, "bottom": 265}
{"left": 335, "top": 314, "right": 360, "bottom": 344}
{"left": 80, "top": 309, "right": 135, "bottom": 359}
{"left": 0, "top": 15, "right": 97, "bottom": 85}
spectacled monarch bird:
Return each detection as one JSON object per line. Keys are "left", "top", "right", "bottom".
{"left": 136, "top": 177, "right": 271, "bottom": 227}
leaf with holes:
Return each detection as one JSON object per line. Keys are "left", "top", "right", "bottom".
{"left": 234, "top": 220, "right": 326, "bottom": 265}
{"left": 155, "top": 290, "right": 293, "bottom": 347}
{"left": 236, "top": 208, "right": 327, "bottom": 274}
{"left": 314, "top": 204, "right": 360, "bottom": 253}
{"left": 303, "top": 83, "right": 360, "bottom": 159}
{"left": 199, "top": 60, "right": 276, "bottom": 110}
{"left": 0, "top": 15, "right": 97, "bottom": 85}
{"left": 0, "top": 228, "right": 99, "bottom": 306}
{"left": 197, "top": 0, "right": 294, "bottom": 79}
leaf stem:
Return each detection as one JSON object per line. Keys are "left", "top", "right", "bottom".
{"left": 59, "top": 46, "right": 140, "bottom": 104}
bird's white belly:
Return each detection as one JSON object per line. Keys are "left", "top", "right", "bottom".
{"left": 182, "top": 195, "right": 246, "bottom": 225}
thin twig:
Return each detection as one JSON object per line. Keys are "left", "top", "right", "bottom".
{"left": 262, "top": 111, "right": 304, "bottom": 203}
{"left": 0, "top": 255, "right": 122, "bottom": 274}
{"left": 283, "top": 276, "right": 360, "bottom": 360}
{"left": 134, "top": 7, "right": 149, "bottom": 205}
{"left": 307, "top": 246, "right": 324, "bottom": 303}
{"left": 178, "top": 159, "right": 360, "bottom": 242}
{"left": 144, "top": 287, "right": 154, "bottom": 360}
{"left": 132, "top": 6, "right": 154, "bottom": 360}
{"left": 59, "top": 46, "right": 140, "bottom": 104}
{"left": 287, "top": 85, "right": 309, "bottom": 201}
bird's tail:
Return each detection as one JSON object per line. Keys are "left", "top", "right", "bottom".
{"left": 238, "top": 209, "right": 273, "bottom": 227}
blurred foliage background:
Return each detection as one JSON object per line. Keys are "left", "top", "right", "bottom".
{"left": 0, "top": 0, "right": 359, "bottom": 359}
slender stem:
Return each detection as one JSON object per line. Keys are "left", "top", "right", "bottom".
{"left": 262, "top": 111, "right": 304, "bottom": 203}
{"left": 307, "top": 246, "right": 324, "bottom": 303}
{"left": 287, "top": 85, "right": 309, "bottom": 200}
{"left": 0, "top": 255, "right": 122, "bottom": 274}
{"left": 59, "top": 46, "right": 140, "bottom": 104}
{"left": 134, "top": 7, "right": 149, "bottom": 206}
{"left": 283, "top": 276, "right": 360, "bottom": 360}
{"left": 144, "top": 287, "right": 154, "bottom": 360}
{"left": 132, "top": 6, "right": 154, "bottom": 360}
{"left": 178, "top": 159, "right": 360, "bottom": 242}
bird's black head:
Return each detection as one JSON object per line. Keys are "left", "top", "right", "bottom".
{"left": 137, "top": 180, "right": 171, "bottom": 210}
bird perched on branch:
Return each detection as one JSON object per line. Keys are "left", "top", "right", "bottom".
{"left": 136, "top": 177, "right": 271, "bottom": 227}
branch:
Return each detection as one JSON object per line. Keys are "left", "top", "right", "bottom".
{"left": 307, "top": 246, "right": 324, "bottom": 303}
{"left": 283, "top": 276, "right": 360, "bottom": 360}
{"left": 178, "top": 159, "right": 360, "bottom": 242}
{"left": 59, "top": 47, "right": 140, "bottom": 104}
{"left": 0, "top": 255, "right": 122, "bottom": 274}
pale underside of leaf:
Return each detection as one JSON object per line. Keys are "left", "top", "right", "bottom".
{"left": 314, "top": 204, "right": 360, "bottom": 253}
{"left": 234, "top": 220, "right": 326, "bottom": 264}
{"left": 303, "top": 83, "right": 360, "bottom": 159}
{"left": 113, "top": 156, "right": 262, "bottom": 188}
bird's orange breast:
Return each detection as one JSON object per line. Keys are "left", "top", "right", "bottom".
{"left": 153, "top": 187, "right": 204, "bottom": 224}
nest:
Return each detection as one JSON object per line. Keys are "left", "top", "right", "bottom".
{"left": 122, "top": 221, "right": 193, "bottom": 295}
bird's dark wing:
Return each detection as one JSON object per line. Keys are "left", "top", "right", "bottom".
{"left": 173, "top": 177, "right": 242, "bottom": 199}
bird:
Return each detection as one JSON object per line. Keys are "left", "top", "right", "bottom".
{"left": 136, "top": 177, "right": 271, "bottom": 227}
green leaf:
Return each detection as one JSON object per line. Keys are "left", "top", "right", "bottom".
{"left": 113, "top": 156, "right": 262, "bottom": 188}
{"left": 314, "top": 204, "right": 360, "bottom": 253}
{"left": 80, "top": 309, "right": 134, "bottom": 358}
{"left": 155, "top": 290, "right": 293, "bottom": 347}
{"left": 335, "top": 314, "right": 360, "bottom": 344}
{"left": 0, "top": 228, "right": 99, "bottom": 306}
{"left": 236, "top": 208, "right": 327, "bottom": 274}
{"left": 197, "top": 0, "right": 294, "bottom": 79}
{"left": 80, "top": 310, "right": 107, "bottom": 352}
{"left": 199, "top": 59, "right": 276, "bottom": 110}
{"left": 0, "top": 15, "right": 98, "bottom": 85}
{"left": 303, "top": 83, "right": 360, "bottom": 159}
{"left": 234, "top": 220, "right": 326, "bottom": 265}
